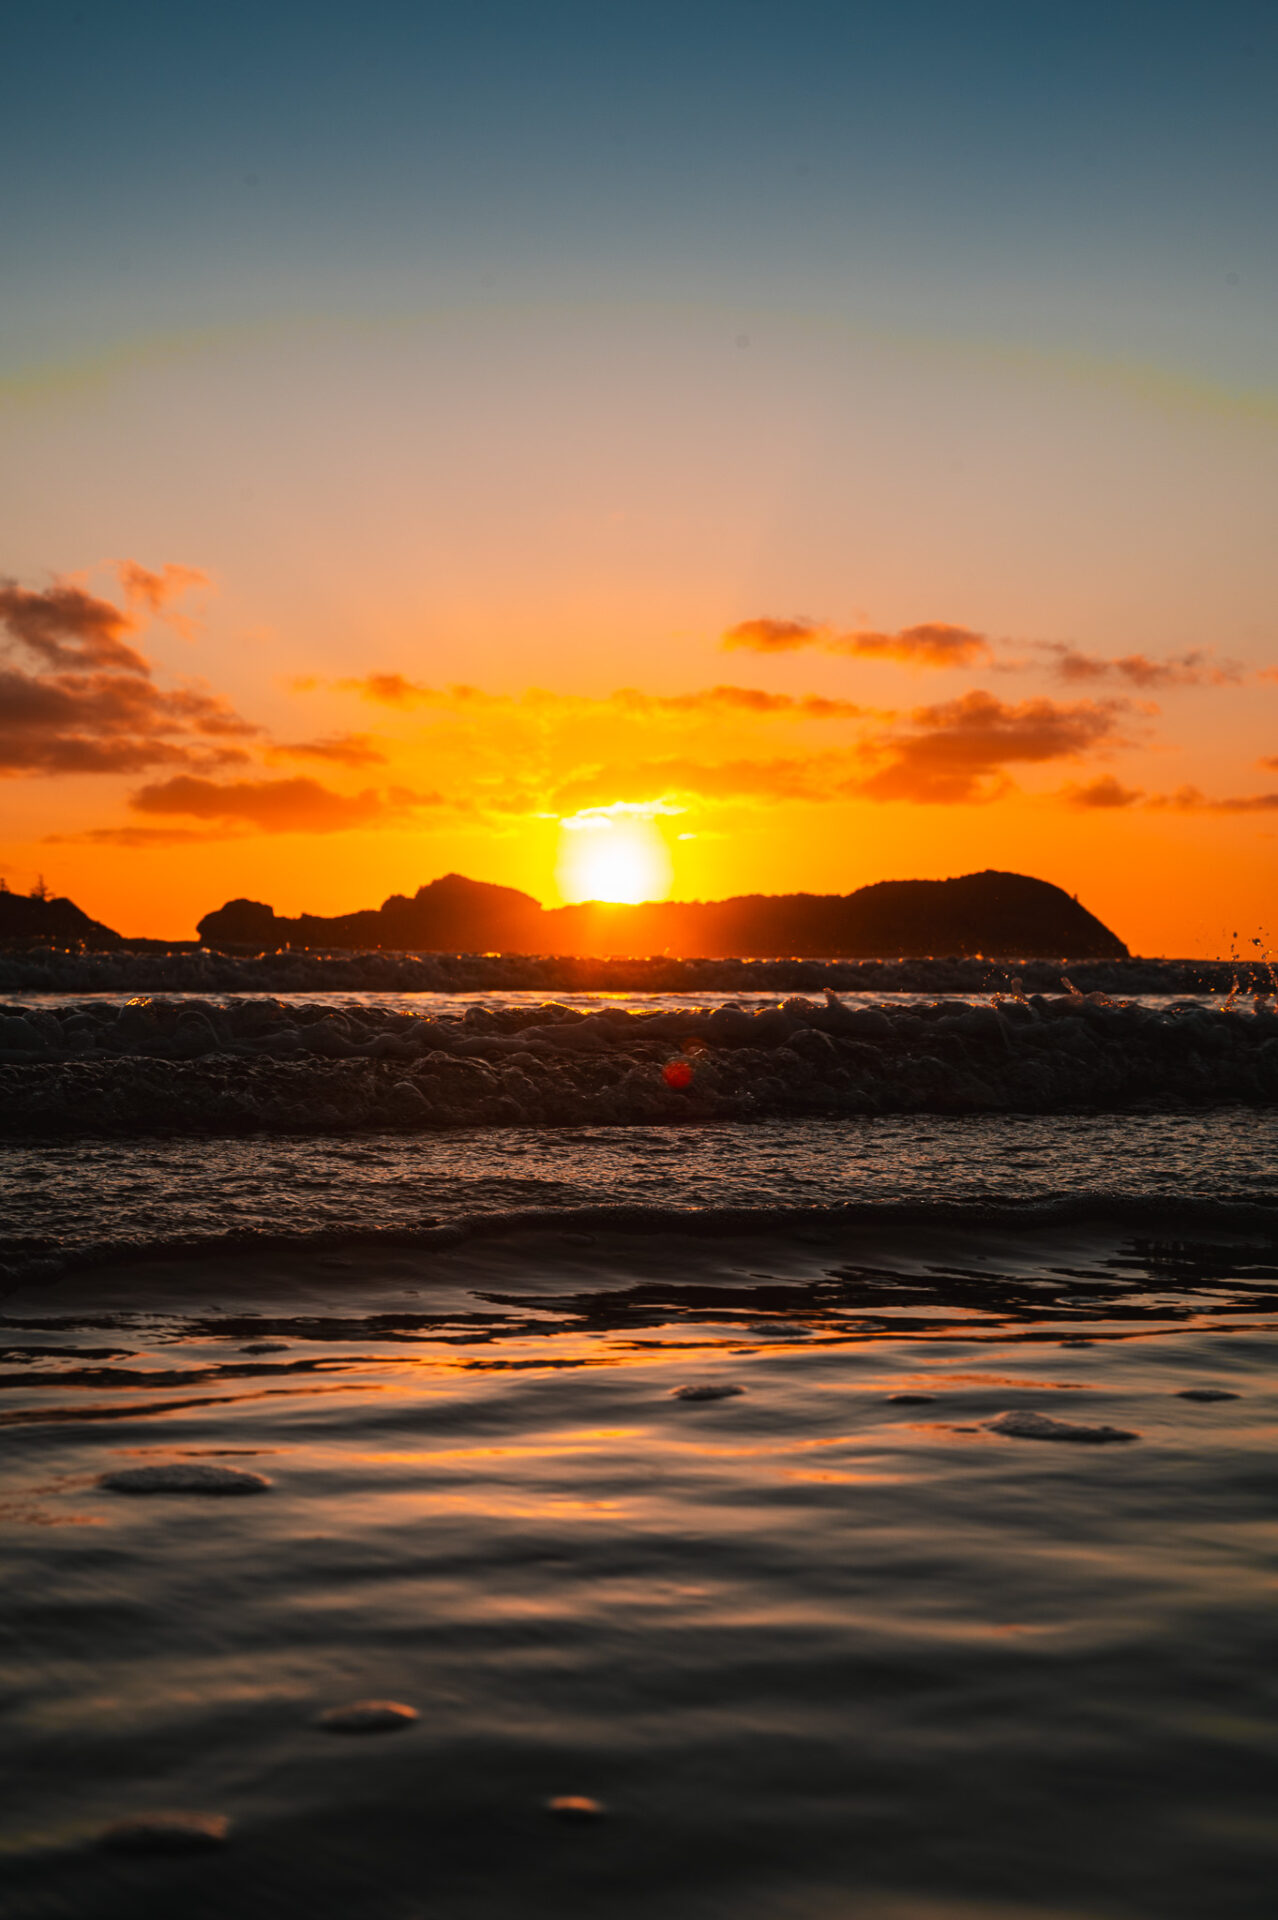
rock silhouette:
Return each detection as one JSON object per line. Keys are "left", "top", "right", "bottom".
{"left": 197, "top": 869, "right": 1126, "bottom": 960}
{"left": 0, "top": 889, "right": 120, "bottom": 948}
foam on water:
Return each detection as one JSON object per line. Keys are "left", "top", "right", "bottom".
{"left": 2, "top": 1108, "right": 1277, "bottom": 1273}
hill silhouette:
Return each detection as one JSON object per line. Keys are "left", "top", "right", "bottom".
{"left": 0, "top": 888, "right": 121, "bottom": 949}
{"left": 197, "top": 869, "right": 1127, "bottom": 959}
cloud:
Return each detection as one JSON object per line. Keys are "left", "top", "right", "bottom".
{"left": 1035, "top": 643, "right": 1243, "bottom": 688}
{"left": 609, "top": 684, "right": 876, "bottom": 719}
{"left": 560, "top": 799, "right": 687, "bottom": 829}
{"left": 337, "top": 671, "right": 442, "bottom": 707}
{"left": 721, "top": 617, "right": 823, "bottom": 653}
{"left": 1146, "top": 784, "right": 1278, "bottom": 814}
{"left": 857, "top": 691, "right": 1130, "bottom": 804}
{"left": 115, "top": 560, "right": 210, "bottom": 622}
{"left": 270, "top": 733, "right": 388, "bottom": 767}
{"left": 828, "top": 623, "right": 991, "bottom": 668}
{"left": 1059, "top": 775, "right": 1145, "bottom": 808}
{"left": 507, "top": 691, "right": 1131, "bottom": 814}
{"left": 0, "top": 573, "right": 258, "bottom": 778}
{"left": 43, "top": 825, "right": 241, "bottom": 848}
{"left": 721, "top": 618, "right": 1246, "bottom": 687}
{"left": 1208, "top": 792, "right": 1278, "bottom": 812}
{"left": 0, "top": 666, "right": 256, "bottom": 776}
{"left": 129, "top": 774, "right": 446, "bottom": 833}
{"left": 548, "top": 754, "right": 843, "bottom": 813}
{"left": 330, "top": 674, "right": 878, "bottom": 721}
{"left": 0, "top": 579, "right": 148, "bottom": 672}
{"left": 724, "top": 617, "right": 990, "bottom": 668}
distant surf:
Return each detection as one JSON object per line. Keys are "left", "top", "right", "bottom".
{"left": 2, "top": 987, "right": 1277, "bottom": 1140}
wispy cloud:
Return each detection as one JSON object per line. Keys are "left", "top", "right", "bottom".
{"left": 44, "top": 824, "right": 241, "bottom": 848}
{"left": 718, "top": 617, "right": 822, "bottom": 654}
{"left": 856, "top": 691, "right": 1131, "bottom": 804}
{"left": 0, "top": 575, "right": 257, "bottom": 777}
{"left": 1145, "top": 784, "right": 1278, "bottom": 814}
{"left": 723, "top": 618, "right": 990, "bottom": 668}
{"left": 129, "top": 773, "right": 446, "bottom": 833}
{"left": 1059, "top": 775, "right": 1146, "bottom": 808}
{"left": 560, "top": 799, "right": 687, "bottom": 829}
{"left": 269, "top": 733, "right": 388, "bottom": 767}
{"left": 722, "top": 616, "right": 1256, "bottom": 689}
{"left": 328, "top": 674, "right": 881, "bottom": 720}
{"left": 1033, "top": 643, "right": 1244, "bottom": 688}
{"left": 548, "top": 755, "right": 839, "bottom": 813}
{"left": 0, "top": 579, "right": 148, "bottom": 673}
{"left": 115, "top": 560, "right": 210, "bottom": 637}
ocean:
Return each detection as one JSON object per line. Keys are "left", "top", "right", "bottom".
{"left": 3, "top": 985, "right": 1276, "bottom": 1919}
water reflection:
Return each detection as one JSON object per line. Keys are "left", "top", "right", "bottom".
{"left": 2, "top": 1220, "right": 1275, "bottom": 1918}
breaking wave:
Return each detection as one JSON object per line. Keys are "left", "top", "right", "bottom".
{"left": 2, "top": 986, "right": 1277, "bottom": 1140}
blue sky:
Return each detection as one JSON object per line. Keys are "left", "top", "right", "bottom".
{"left": 5, "top": 2, "right": 1275, "bottom": 383}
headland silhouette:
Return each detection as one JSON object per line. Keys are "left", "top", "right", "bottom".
{"left": 193, "top": 869, "right": 1126, "bottom": 959}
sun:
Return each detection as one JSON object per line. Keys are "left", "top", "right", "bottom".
{"left": 557, "top": 817, "right": 674, "bottom": 904}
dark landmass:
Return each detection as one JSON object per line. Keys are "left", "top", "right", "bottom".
{"left": 2, "top": 989, "right": 1276, "bottom": 1144}
{"left": 0, "top": 889, "right": 121, "bottom": 949}
{"left": 196, "top": 869, "right": 1128, "bottom": 960}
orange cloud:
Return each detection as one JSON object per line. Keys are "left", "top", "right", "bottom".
{"left": 270, "top": 733, "right": 388, "bottom": 767}
{"left": 0, "top": 578, "right": 257, "bottom": 777}
{"left": 0, "top": 579, "right": 147, "bottom": 673}
{"left": 1060, "top": 775, "right": 1145, "bottom": 808}
{"left": 1037, "top": 644, "right": 1243, "bottom": 687}
{"left": 129, "top": 774, "right": 445, "bottom": 833}
{"left": 1146, "top": 784, "right": 1278, "bottom": 814}
{"left": 724, "top": 617, "right": 990, "bottom": 668}
{"left": 828, "top": 623, "right": 991, "bottom": 668}
{"left": 609, "top": 684, "right": 876, "bottom": 719}
{"left": 337, "top": 672, "right": 441, "bottom": 706}
{"left": 720, "top": 616, "right": 822, "bottom": 653}
{"left": 115, "top": 560, "right": 210, "bottom": 621}
{"left": 331, "top": 674, "right": 879, "bottom": 721}
{"left": 857, "top": 691, "right": 1130, "bottom": 804}
{"left": 44, "top": 825, "right": 240, "bottom": 848}
{"left": 548, "top": 755, "right": 837, "bottom": 812}
{"left": 493, "top": 689, "right": 1133, "bottom": 815}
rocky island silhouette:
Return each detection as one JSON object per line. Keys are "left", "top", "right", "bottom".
{"left": 194, "top": 869, "right": 1128, "bottom": 960}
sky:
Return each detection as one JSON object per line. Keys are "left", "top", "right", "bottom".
{"left": 2, "top": 0, "right": 1276, "bottom": 954}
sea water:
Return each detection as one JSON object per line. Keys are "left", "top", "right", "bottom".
{"left": 2, "top": 994, "right": 1276, "bottom": 1920}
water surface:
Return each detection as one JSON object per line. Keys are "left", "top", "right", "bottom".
{"left": 3, "top": 1212, "right": 1277, "bottom": 1919}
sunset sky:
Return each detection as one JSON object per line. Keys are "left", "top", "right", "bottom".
{"left": 3, "top": 1, "right": 1276, "bottom": 954}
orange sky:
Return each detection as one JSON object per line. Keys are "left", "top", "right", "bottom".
{"left": 4, "top": 10, "right": 1278, "bottom": 956}
{"left": 2, "top": 439, "right": 1276, "bottom": 959}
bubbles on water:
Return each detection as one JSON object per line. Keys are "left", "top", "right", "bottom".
{"left": 100, "top": 1464, "right": 272, "bottom": 1495}
{"left": 987, "top": 1410, "right": 1138, "bottom": 1444}
{"left": 316, "top": 1701, "right": 419, "bottom": 1733}
{"left": 97, "top": 1812, "right": 229, "bottom": 1852}
{"left": 545, "top": 1795, "right": 606, "bottom": 1820}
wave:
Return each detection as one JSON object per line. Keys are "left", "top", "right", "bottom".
{"left": 2, "top": 988, "right": 1277, "bottom": 1138}
{"left": 7, "top": 1193, "right": 1277, "bottom": 1288}
{"left": 0, "top": 946, "right": 1258, "bottom": 996}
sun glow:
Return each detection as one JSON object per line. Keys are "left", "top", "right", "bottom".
{"left": 557, "top": 815, "right": 674, "bottom": 904}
